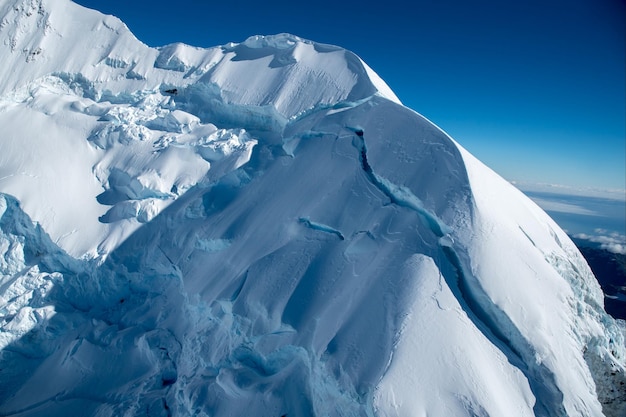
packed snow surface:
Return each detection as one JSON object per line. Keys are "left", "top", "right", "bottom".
{"left": 0, "top": 0, "right": 624, "bottom": 416}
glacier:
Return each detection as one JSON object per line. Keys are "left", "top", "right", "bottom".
{"left": 0, "top": 0, "right": 624, "bottom": 416}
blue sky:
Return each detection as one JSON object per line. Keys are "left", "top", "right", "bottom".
{"left": 74, "top": 0, "right": 625, "bottom": 192}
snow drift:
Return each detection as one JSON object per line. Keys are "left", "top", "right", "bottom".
{"left": 0, "top": 0, "right": 624, "bottom": 416}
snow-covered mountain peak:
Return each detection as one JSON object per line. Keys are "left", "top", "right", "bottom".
{"left": 1, "top": 0, "right": 399, "bottom": 115}
{"left": 0, "top": 0, "right": 403, "bottom": 257}
{"left": 0, "top": 0, "right": 145, "bottom": 94}
{"left": 0, "top": 1, "right": 624, "bottom": 416}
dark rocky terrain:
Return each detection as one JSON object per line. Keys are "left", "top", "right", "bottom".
{"left": 573, "top": 238, "right": 626, "bottom": 320}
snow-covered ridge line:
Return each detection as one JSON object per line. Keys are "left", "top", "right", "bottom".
{"left": 0, "top": 0, "right": 625, "bottom": 416}
{"left": 0, "top": 0, "right": 401, "bottom": 257}
{"left": 354, "top": 128, "right": 567, "bottom": 416}
{"left": 0, "top": 0, "right": 399, "bottom": 113}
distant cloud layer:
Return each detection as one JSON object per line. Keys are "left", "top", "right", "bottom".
{"left": 517, "top": 183, "right": 625, "bottom": 255}
{"left": 529, "top": 197, "right": 599, "bottom": 216}
{"left": 574, "top": 229, "right": 626, "bottom": 255}
{"left": 513, "top": 181, "right": 626, "bottom": 201}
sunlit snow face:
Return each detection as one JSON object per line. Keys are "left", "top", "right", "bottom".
{"left": 0, "top": 2, "right": 624, "bottom": 417}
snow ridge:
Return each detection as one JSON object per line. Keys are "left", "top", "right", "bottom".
{"left": 355, "top": 130, "right": 567, "bottom": 417}
{"left": 0, "top": 0, "right": 624, "bottom": 416}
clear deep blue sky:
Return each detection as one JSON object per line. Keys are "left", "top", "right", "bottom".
{"left": 74, "top": 0, "right": 625, "bottom": 192}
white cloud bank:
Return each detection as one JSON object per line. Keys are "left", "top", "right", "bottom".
{"left": 574, "top": 229, "right": 626, "bottom": 255}
{"left": 529, "top": 197, "right": 599, "bottom": 216}
{"left": 512, "top": 181, "right": 626, "bottom": 202}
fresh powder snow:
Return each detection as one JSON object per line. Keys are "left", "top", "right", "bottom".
{"left": 0, "top": 0, "right": 624, "bottom": 416}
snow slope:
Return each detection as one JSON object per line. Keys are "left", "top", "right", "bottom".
{"left": 0, "top": 0, "right": 624, "bottom": 416}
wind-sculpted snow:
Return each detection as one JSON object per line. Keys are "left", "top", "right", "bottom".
{"left": 0, "top": 73, "right": 259, "bottom": 255}
{"left": 0, "top": 0, "right": 625, "bottom": 416}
